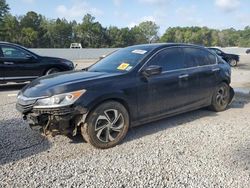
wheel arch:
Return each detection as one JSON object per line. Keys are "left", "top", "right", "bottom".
{"left": 43, "top": 66, "right": 62, "bottom": 75}
{"left": 85, "top": 97, "right": 131, "bottom": 124}
{"left": 222, "top": 79, "right": 230, "bottom": 85}
{"left": 221, "top": 80, "right": 235, "bottom": 104}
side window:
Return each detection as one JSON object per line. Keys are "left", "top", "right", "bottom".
{"left": 215, "top": 49, "right": 222, "bottom": 55}
{"left": 1, "top": 46, "right": 27, "bottom": 58}
{"left": 0, "top": 47, "right": 3, "bottom": 57}
{"left": 147, "top": 48, "right": 184, "bottom": 71}
{"left": 207, "top": 52, "right": 217, "bottom": 65}
{"left": 183, "top": 47, "right": 199, "bottom": 68}
{"left": 184, "top": 47, "right": 214, "bottom": 67}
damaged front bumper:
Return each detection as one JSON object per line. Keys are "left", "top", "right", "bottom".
{"left": 16, "top": 103, "right": 88, "bottom": 136}
{"left": 229, "top": 86, "right": 235, "bottom": 105}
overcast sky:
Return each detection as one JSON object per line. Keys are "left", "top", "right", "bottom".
{"left": 7, "top": 0, "right": 250, "bottom": 34}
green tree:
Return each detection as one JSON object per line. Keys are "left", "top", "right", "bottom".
{"left": 2, "top": 1, "right": 250, "bottom": 48}
{"left": 1, "top": 14, "right": 20, "bottom": 43}
{"left": 20, "top": 11, "right": 42, "bottom": 30}
{"left": 19, "top": 11, "right": 48, "bottom": 47}
{"left": 137, "top": 21, "right": 159, "bottom": 43}
{"left": 106, "top": 26, "right": 137, "bottom": 47}
{"left": 238, "top": 26, "right": 250, "bottom": 47}
{"left": 76, "top": 14, "right": 108, "bottom": 48}
{"left": 0, "top": 0, "right": 9, "bottom": 22}
{"left": 20, "top": 27, "right": 38, "bottom": 47}
{"left": 0, "top": 0, "right": 9, "bottom": 39}
{"left": 130, "top": 26, "right": 147, "bottom": 44}
{"left": 44, "top": 18, "right": 73, "bottom": 48}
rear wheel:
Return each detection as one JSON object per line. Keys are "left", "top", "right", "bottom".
{"left": 81, "top": 101, "right": 129, "bottom": 149}
{"left": 45, "top": 68, "right": 60, "bottom": 75}
{"left": 229, "top": 59, "right": 237, "bottom": 67}
{"left": 210, "top": 83, "right": 230, "bottom": 112}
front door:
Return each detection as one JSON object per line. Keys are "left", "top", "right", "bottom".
{"left": 0, "top": 45, "right": 40, "bottom": 81}
{"left": 137, "top": 47, "right": 190, "bottom": 121}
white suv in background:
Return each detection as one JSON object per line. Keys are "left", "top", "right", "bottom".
{"left": 70, "top": 43, "right": 82, "bottom": 49}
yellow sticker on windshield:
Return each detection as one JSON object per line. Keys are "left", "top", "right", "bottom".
{"left": 117, "top": 63, "right": 130, "bottom": 70}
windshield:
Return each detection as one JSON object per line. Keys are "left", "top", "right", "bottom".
{"left": 88, "top": 47, "right": 152, "bottom": 73}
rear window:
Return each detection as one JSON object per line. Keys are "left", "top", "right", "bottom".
{"left": 183, "top": 47, "right": 216, "bottom": 67}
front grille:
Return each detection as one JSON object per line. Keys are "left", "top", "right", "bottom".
{"left": 32, "top": 107, "right": 74, "bottom": 116}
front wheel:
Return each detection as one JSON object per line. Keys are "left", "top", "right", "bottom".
{"left": 81, "top": 101, "right": 129, "bottom": 149}
{"left": 210, "top": 83, "right": 230, "bottom": 112}
{"left": 45, "top": 68, "right": 60, "bottom": 75}
{"left": 229, "top": 59, "right": 237, "bottom": 67}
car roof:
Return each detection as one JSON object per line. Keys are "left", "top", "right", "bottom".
{"left": 0, "top": 41, "right": 17, "bottom": 45}
{"left": 0, "top": 42, "right": 206, "bottom": 52}
{"left": 0, "top": 41, "right": 27, "bottom": 49}
{"left": 207, "top": 47, "right": 220, "bottom": 50}
{"left": 0, "top": 41, "right": 39, "bottom": 56}
{"left": 125, "top": 43, "right": 206, "bottom": 51}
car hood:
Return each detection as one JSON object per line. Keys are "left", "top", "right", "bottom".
{"left": 41, "top": 56, "right": 67, "bottom": 61}
{"left": 21, "top": 71, "right": 120, "bottom": 98}
{"left": 227, "top": 53, "right": 239, "bottom": 57}
{"left": 40, "top": 56, "right": 73, "bottom": 64}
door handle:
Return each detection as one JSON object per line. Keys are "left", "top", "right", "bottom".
{"left": 178, "top": 74, "right": 189, "bottom": 79}
{"left": 4, "top": 62, "right": 14, "bottom": 65}
{"left": 212, "top": 68, "right": 220, "bottom": 72}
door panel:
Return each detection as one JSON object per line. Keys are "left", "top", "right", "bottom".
{"left": 182, "top": 47, "right": 218, "bottom": 107}
{"left": 2, "top": 57, "right": 41, "bottom": 78}
{"left": 136, "top": 47, "right": 191, "bottom": 121}
{"left": 0, "top": 45, "right": 41, "bottom": 80}
{"left": 137, "top": 70, "right": 189, "bottom": 120}
{"left": 197, "top": 50, "right": 219, "bottom": 104}
{"left": 198, "top": 65, "right": 219, "bottom": 102}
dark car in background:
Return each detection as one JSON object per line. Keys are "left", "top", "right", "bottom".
{"left": 246, "top": 49, "right": 250, "bottom": 54}
{"left": 16, "top": 43, "right": 234, "bottom": 149}
{"left": 0, "top": 42, "right": 74, "bottom": 84}
{"left": 208, "top": 47, "right": 239, "bottom": 67}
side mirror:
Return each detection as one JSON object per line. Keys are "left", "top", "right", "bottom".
{"left": 142, "top": 65, "right": 162, "bottom": 77}
{"left": 26, "top": 54, "right": 34, "bottom": 59}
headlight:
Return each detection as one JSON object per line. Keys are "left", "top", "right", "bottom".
{"left": 34, "top": 90, "right": 86, "bottom": 108}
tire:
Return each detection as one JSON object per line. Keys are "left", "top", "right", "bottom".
{"left": 229, "top": 59, "right": 237, "bottom": 67}
{"left": 210, "top": 82, "right": 230, "bottom": 112}
{"left": 45, "top": 68, "right": 60, "bottom": 75}
{"left": 81, "top": 101, "right": 129, "bottom": 149}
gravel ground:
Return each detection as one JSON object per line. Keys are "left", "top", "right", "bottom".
{"left": 0, "top": 56, "right": 250, "bottom": 187}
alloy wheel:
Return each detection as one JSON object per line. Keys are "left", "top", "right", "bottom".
{"left": 216, "top": 86, "right": 229, "bottom": 107}
{"left": 230, "top": 59, "right": 237, "bottom": 67}
{"left": 95, "top": 109, "right": 125, "bottom": 143}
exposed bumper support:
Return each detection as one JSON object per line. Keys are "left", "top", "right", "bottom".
{"left": 21, "top": 105, "right": 88, "bottom": 136}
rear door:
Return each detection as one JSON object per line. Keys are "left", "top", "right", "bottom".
{"left": 182, "top": 47, "right": 209, "bottom": 108}
{"left": 185, "top": 47, "right": 218, "bottom": 104}
{"left": 0, "top": 45, "right": 40, "bottom": 81}
{"left": 197, "top": 50, "right": 219, "bottom": 102}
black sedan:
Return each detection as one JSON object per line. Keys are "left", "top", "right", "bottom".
{"left": 0, "top": 42, "right": 74, "bottom": 84}
{"left": 16, "top": 43, "right": 234, "bottom": 149}
{"left": 207, "top": 47, "right": 239, "bottom": 67}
